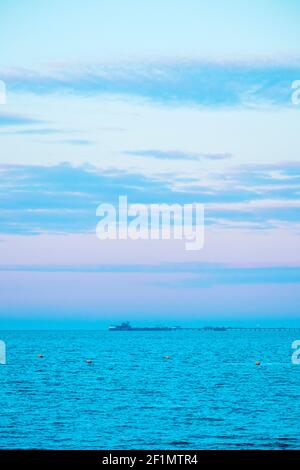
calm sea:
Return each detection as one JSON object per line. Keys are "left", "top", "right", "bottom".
{"left": 0, "top": 330, "right": 299, "bottom": 449}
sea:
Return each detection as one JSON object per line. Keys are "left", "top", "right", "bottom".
{"left": 0, "top": 329, "right": 299, "bottom": 449}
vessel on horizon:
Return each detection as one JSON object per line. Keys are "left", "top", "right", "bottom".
{"left": 108, "top": 322, "right": 229, "bottom": 331}
{"left": 108, "top": 321, "right": 181, "bottom": 331}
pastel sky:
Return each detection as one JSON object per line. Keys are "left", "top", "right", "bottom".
{"left": 1, "top": 0, "right": 300, "bottom": 327}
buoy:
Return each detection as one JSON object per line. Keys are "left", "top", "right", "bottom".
{"left": 86, "top": 359, "right": 93, "bottom": 364}
{"left": 37, "top": 354, "right": 43, "bottom": 358}
{"left": 255, "top": 361, "right": 261, "bottom": 366}
{"left": 164, "top": 355, "right": 171, "bottom": 360}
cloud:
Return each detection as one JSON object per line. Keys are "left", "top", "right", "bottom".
{"left": 50, "top": 139, "right": 95, "bottom": 146}
{"left": 0, "top": 112, "right": 42, "bottom": 126}
{"left": 0, "top": 163, "right": 170, "bottom": 234}
{"left": 0, "top": 128, "right": 70, "bottom": 136}
{"left": 0, "top": 160, "right": 299, "bottom": 234}
{"left": 124, "top": 149, "right": 231, "bottom": 161}
{"left": 0, "top": 263, "right": 299, "bottom": 287}
{"left": 157, "top": 265, "right": 300, "bottom": 288}
{"left": 2, "top": 60, "right": 300, "bottom": 108}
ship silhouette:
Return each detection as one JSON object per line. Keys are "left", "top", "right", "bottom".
{"left": 108, "top": 322, "right": 228, "bottom": 332}
{"left": 108, "top": 321, "right": 181, "bottom": 331}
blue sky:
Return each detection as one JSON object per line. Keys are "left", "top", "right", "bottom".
{"left": 1, "top": 0, "right": 300, "bottom": 64}
{"left": 0, "top": 1, "right": 300, "bottom": 326}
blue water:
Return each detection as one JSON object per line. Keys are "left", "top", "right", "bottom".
{"left": 0, "top": 330, "right": 299, "bottom": 449}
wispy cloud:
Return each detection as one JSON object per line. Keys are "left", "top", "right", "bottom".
{"left": 0, "top": 263, "right": 299, "bottom": 288}
{"left": 0, "top": 160, "right": 299, "bottom": 234}
{"left": 2, "top": 60, "right": 300, "bottom": 108}
{"left": 0, "top": 128, "right": 70, "bottom": 136}
{"left": 158, "top": 265, "right": 300, "bottom": 288}
{"left": 0, "top": 112, "right": 42, "bottom": 126}
{"left": 50, "top": 139, "right": 95, "bottom": 146}
{"left": 124, "top": 149, "right": 231, "bottom": 161}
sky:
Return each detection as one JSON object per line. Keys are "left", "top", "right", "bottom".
{"left": 0, "top": 0, "right": 300, "bottom": 327}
